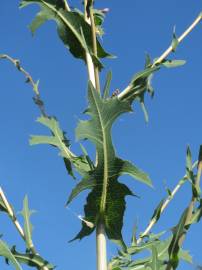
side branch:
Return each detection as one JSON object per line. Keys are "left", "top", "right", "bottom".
{"left": 0, "top": 53, "right": 78, "bottom": 159}
{"left": 153, "top": 12, "right": 202, "bottom": 66}
{"left": 137, "top": 161, "right": 198, "bottom": 245}
{"left": 0, "top": 54, "right": 39, "bottom": 95}
{"left": 118, "top": 12, "right": 202, "bottom": 100}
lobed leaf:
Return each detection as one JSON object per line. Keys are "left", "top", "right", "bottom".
{"left": 20, "top": 0, "right": 113, "bottom": 69}
{"left": 30, "top": 116, "right": 91, "bottom": 178}
{"left": 69, "top": 82, "right": 152, "bottom": 246}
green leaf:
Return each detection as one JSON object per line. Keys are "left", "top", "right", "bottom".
{"left": 71, "top": 82, "right": 152, "bottom": 246}
{"left": 127, "top": 240, "right": 160, "bottom": 256}
{"left": 190, "top": 199, "right": 202, "bottom": 224}
{"left": 185, "top": 146, "right": 201, "bottom": 199}
{"left": 20, "top": 0, "right": 113, "bottom": 69}
{"left": 66, "top": 177, "right": 96, "bottom": 205}
{"left": 0, "top": 197, "right": 7, "bottom": 213}
{"left": 93, "top": 8, "right": 105, "bottom": 36}
{"left": 118, "top": 159, "right": 152, "bottom": 187}
{"left": 130, "top": 66, "right": 159, "bottom": 91}
{"left": 151, "top": 199, "right": 164, "bottom": 223}
{"left": 123, "top": 65, "right": 160, "bottom": 116}
{"left": 198, "top": 145, "right": 202, "bottom": 163}
{"left": 162, "top": 59, "right": 186, "bottom": 68}
{"left": 156, "top": 237, "right": 192, "bottom": 264}
{"left": 110, "top": 235, "right": 193, "bottom": 270}
{"left": 30, "top": 116, "right": 90, "bottom": 178}
{"left": 167, "top": 208, "right": 189, "bottom": 269}
{"left": 178, "top": 249, "right": 193, "bottom": 264}
{"left": 144, "top": 53, "right": 152, "bottom": 68}
{"left": 186, "top": 146, "right": 194, "bottom": 180}
{"left": 171, "top": 27, "right": 179, "bottom": 52}
{"left": 103, "top": 71, "right": 112, "bottom": 99}
{"left": 140, "top": 94, "right": 149, "bottom": 123}
{"left": 0, "top": 240, "right": 22, "bottom": 270}
{"left": 131, "top": 223, "right": 138, "bottom": 246}
{"left": 20, "top": 196, "right": 35, "bottom": 250}
{"left": 12, "top": 248, "right": 54, "bottom": 269}
{"left": 126, "top": 236, "right": 192, "bottom": 269}
{"left": 145, "top": 246, "right": 163, "bottom": 270}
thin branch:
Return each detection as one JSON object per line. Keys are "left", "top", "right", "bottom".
{"left": 0, "top": 53, "right": 79, "bottom": 160}
{"left": 0, "top": 53, "right": 47, "bottom": 116}
{"left": 0, "top": 54, "right": 38, "bottom": 95}
{"left": 137, "top": 161, "right": 198, "bottom": 245}
{"left": 153, "top": 13, "right": 202, "bottom": 66}
{"left": 118, "top": 12, "right": 202, "bottom": 100}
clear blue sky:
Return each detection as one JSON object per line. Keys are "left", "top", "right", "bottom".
{"left": 0, "top": 1, "right": 202, "bottom": 269}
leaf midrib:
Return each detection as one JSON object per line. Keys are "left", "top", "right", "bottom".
{"left": 53, "top": 121, "right": 74, "bottom": 160}
{"left": 91, "top": 90, "right": 108, "bottom": 214}
{"left": 41, "top": 0, "right": 86, "bottom": 51}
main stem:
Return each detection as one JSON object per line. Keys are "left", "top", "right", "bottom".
{"left": 84, "top": 1, "right": 107, "bottom": 270}
{"left": 96, "top": 222, "right": 107, "bottom": 270}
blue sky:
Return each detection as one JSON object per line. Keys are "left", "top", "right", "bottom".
{"left": 0, "top": 1, "right": 202, "bottom": 269}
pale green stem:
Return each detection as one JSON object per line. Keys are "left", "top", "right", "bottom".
{"left": 96, "top": 222, "right": 107, "bottom": 270}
